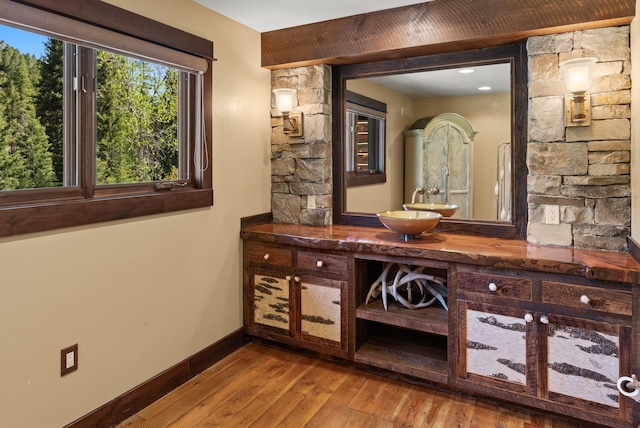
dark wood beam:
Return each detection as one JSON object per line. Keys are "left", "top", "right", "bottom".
{"left": 261, "top": 0, "right": 636, "bottom": 69}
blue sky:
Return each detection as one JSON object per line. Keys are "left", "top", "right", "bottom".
{"left": 0, "top": 25, "right": 48, "bottom": 57}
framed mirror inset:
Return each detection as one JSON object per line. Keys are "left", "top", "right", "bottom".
{"left": 332, "top": 44, "right": 528, "bottom": 239}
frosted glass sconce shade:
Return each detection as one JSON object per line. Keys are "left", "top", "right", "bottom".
{"left": 560, "top": 58, "right": 596, "bottom": 92}
{"left": 273, "top": 88, "right": 296, "bottom": 113}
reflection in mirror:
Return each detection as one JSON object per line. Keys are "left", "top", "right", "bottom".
{"left": 345, "top": 91, "right": 387, "bottom": 187}
{"left": 345, "top": 63, "right": 511, "bottom": 222}
{"left": 333, "top": 44, "right": 528, "bottom": 239}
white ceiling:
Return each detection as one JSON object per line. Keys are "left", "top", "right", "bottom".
{"left": 192, "top": 0, "right": 430, "bottom": 33}
{"left": 194, "top": 0, "right": 510, "bottom": 97}
{"left": 367, "top": 63, "right": 511, "bottom": 98}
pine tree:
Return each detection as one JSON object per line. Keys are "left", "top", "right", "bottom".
{"left": 0, "top": 42, "right": 55, "bottom": 190}
{"left": 35, "top": 38, "right": 64, "bottom": 184}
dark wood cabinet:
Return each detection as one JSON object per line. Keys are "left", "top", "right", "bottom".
{"left": 241, "top": 223, "right": 640, "bottom": 428}
{"left": 244, "top": 241, "right": 351, "bottom": 358}
{"left": 456, "top": 265, "right": 633, "bottom": 427}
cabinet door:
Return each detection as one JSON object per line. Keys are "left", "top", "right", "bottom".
{"left": 542, "top": 314, "right": 632, "bottom": 419}
{"left": 299, "top": 275, "right": 347, "bottom": 349}
{"left": 458, "top": 301, "right": 531, "bottom": 393}
{"left": 252, "top": 269, "right": 292, "bottom": 334}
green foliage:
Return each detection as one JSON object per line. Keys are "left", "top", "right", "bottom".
{"left": 35, "top": 39, "right": 64, "bottom": 185}
{"left": 0, "top": 42, "right": 55, "bottom": 190}
{"left": 96, "top": 51, "right": 178, "bottom": 184}
{"left": 0, "top": 35, "right": 179, "bottom": 192}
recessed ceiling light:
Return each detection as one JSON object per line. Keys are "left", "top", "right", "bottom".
{"left": 459, "top": 69, "right": 475, "bottom": 74}
{"left": 478, "top": 86, "right": 492, "bottom": 91}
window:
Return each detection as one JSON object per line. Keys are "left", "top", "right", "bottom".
{"left": 345, "top": 91, "right": 386, "bottom": 187}
{"left": 0, "top": 0, "right": 213, "bottom": 237}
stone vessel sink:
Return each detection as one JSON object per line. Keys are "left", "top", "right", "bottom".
{"left": 377, "top": 210, "right": 442, "bottom": 241}
{"left": 402, "top": 203, "right": 459, "bottom": 217}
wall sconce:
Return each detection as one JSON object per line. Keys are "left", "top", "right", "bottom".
{"left": 273, "top": 88, "right": 303, "bottom": 137}
{"left": 559, "top": 57, "right": 596, "bottom": 127}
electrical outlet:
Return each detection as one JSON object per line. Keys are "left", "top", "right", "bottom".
{"left": 61, "top": 344, "right": 78, "bottom": 376}
{"left": 545, "top": 205, "right": 560, "bottom": 225}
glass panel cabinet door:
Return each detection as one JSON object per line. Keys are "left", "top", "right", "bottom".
{"left": 300, "top": 277, "right": 344, "bottom": 344}
{"left": 253, "top": 273, "right": 291, "bottom": 332}
{"left": 459, "top": 301, "right": 529, "bottom": 392}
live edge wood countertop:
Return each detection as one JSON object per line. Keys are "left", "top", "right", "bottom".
{"left": 241, "top": 223, "right": 640, "bottom": 285}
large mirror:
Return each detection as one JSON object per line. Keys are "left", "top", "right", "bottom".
{"left": 332, "top": 44, "right": 528, "bottom": 239}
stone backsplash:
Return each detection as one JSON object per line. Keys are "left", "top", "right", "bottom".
{"left": 527, "top": 26, "right": 631, "bottom": 251}
{"left": 270, "top": 26, "right": 632, "bottom": 251}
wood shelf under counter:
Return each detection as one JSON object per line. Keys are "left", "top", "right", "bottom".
{"left": 356, "top": 299, "right": 448, "bottom": 336}
{"left": 355, "top": 326, "right": 448, "bottom": 383}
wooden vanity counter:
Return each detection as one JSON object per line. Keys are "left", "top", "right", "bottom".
{"left": 242, "top": 222, "right": 640, "bottom": 428}
{"left": 241, "top": 223, "right": 640, "bottom": 285}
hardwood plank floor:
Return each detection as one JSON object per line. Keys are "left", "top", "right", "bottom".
{"left": 116, "top": 343, "right": 582, "bottom": 428}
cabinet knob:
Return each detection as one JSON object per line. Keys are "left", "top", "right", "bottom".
{"left": 316, "top": 260, "right": 324, "bottom": 268}
{"left": 488, "top": 282, "right": 498, "bottom": 292}
{"left": 294, "top": 276, "right": 300, "bottom": 283}
{"left": 285, "top": 275, "right": 292, "bottom": 281}
{"left": 539, "top": 315, "right": 549, "bottom": 325}
{"left": 524, "top": 313, "right": 534, "bottom": 323}
{"left": 580, "top": 295, "right": 591, "bottom": 305}
{"left": 263, "top": 253, "right": 270, "bottom": 261}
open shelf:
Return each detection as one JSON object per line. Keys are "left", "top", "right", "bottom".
{"left": 355, "top": 331, "right": 448, "bottom": 383}
{"left": 356, "top": 299, "right": 448, "bottom": 336}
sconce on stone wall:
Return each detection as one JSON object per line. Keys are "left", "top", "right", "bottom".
{"left": 273, "top": 88, "right": 303, "bottom": 137}
{"left": 559, "top": 57, "right": 596, "bottom": 127}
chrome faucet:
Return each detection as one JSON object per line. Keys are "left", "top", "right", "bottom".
{"left": 411, "top": 186, "right": 440, "bottom": 204}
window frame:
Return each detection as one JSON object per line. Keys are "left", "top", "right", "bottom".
{"left": 0, "top": 0, "right": 213, "bottom": 237}
{"left": 345, "top": 91, "right": 387, "bottom": 187}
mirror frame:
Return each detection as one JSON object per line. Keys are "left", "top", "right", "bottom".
{"left": 332, "top": 43, "right": 528, "bottom": 239}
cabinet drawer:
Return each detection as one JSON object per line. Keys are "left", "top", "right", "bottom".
{"left": 541, "top": 281, "right": 632, "bottom": 316}
{"left": 247, "top": 244, "right": 292, "bottom": 267}
{"left": 297, "top": 251, "right": 348, "bottom": 276}
{"left": 458, "top": 272, "right": 532, "bottom": 300}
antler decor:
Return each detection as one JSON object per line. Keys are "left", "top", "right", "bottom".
{"left": 365, "top": 263, "right": 448, "bottom": 311}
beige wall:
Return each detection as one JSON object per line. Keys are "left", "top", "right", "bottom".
{"left": 0, "top": 1, "right": 271, "bottom": 427}
{"left": 346, "top": 79, "right": 416, "bottom": 213}
{"left": 632, "top": 4, "right": 639, "bottom": 243}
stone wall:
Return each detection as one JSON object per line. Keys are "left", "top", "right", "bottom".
{"left": 527, "top": 26, "right": 631, "bottom": 251}
{"left": 269, "top": 27, "right": 632, "bottom": 250}
{"left": 271, "top": 65, "right": 332, "bottom": 226}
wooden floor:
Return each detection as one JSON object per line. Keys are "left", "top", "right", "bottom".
{"left": 116, "top": 342, "right": 582, "bottom": 428}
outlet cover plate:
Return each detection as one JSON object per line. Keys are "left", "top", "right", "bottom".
{"left": 545, "top": 205, "right": 560, "bottom": 225}
{"left": 61, "top": 344, "right": 78, "bottom": 376}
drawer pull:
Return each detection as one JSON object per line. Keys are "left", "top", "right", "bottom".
{"left": 488, "top": 282, "right": 498, "bottom": 292}
{"left": 524, "top": 313, "right": 534, "bottom": 323}
{"left": 285, "top": 275, "right": 292, "bottom": 281}
{"left": 540, "top": 315, "right": 550, "bottom": 325}
{"left": 263, "top": 253, "right": 270, "bottom": 261}
{"left": 316, "top": 260, "right": 324, "bottom": 268}
{"left": 580, "top": 295, "right": 591, "bottom": 305}
{"left": 294, "top": 276, "right": 300, "bottom": 283}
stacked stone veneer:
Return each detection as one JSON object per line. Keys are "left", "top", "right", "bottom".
{"left": 269, "top": 27, "right": 632, "bottom": 250}
{"left": 271, "top": 65, "right": 332, "bottom": 226}
{"left": 527, "top": 26, "right": 631, "bottom": 251}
